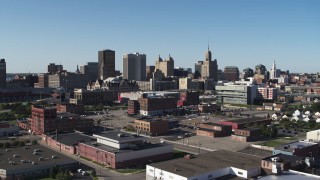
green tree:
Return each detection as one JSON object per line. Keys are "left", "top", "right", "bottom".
{"left": 307, "top": 120, "right": 317, "bottom": 130}
{"left": 32, "top": 140, "right": 38, "bottom": 145}
{"left": 311, "top": 102, "right": 320, "bottom": 113}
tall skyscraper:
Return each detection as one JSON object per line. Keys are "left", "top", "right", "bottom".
{"left": 155, "top": 55, "right": 174, "bottom": 77}
{"left": 269, "top": 60, "right": 280, "bottom": 80}
{"left": 0, "top": 59, "right": 6, "bottom": 88}
{"left": 200, "top": 47, "right": 218, "bottom": 81}
{"left": 123, "top": 53, "right": 146, "bottom": 81}
{"left": 98, "top": 49, "right": 115, "bottom": 80}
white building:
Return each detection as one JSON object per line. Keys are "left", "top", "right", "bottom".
{"left": 146, "top": 150, "right": 261, "bottom": 180}
{"left": 269, "top": 60, "right": 281, "bottom": 80}
{"left": 306, "top": 129, "right": 320, "bottom": 142}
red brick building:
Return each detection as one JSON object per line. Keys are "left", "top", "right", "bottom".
{"left": 29, "top": 106, "right": 93, "bottom": 135}
{"left": 218, "top": 117, "right": 272, "bottom": 131}
{"left": 231, "top": 128, "right": 261, "bottom": 142}
{"left": 134, "top": 119, "right": 169, "bottom": 136}
{"left": 127, "top": 100, "right": 139, "bottom": 115}
{"left": 138, "top": 96, "right": 177, "bottom": 116}
{"left": 30, "top": 106, "right": 57, "bottom": 134}
{"left": 196, "top": 122, "right": 232, "bottom": 138}
{"left": 56, "top": 103, "right": 85, "bottom": 115}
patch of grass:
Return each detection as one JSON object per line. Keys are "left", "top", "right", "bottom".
{"left": 279, "top": 136, "right": 298, "bottom": 141}
{"left": 261, "top": 140, "right": 284, "bottom": 147}
{"left": 80, "top": 156, "right": 92, "bottom": 162}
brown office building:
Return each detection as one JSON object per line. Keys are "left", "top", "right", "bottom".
{"left": 223, "top": 66, "right": 239, "bottom": 81}
{"left": 47, "top": 63, "right": 63, "bottom": 74}
{"left": 134, "top": 119, "right": 169, "bottom": 136}
{"left": 98, "top": 49, "right": 116, "bottom": 80}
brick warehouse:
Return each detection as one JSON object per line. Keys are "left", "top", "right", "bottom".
{"left": 196, "top": 122, "right": 232, "bottom": 138}
{"left": 42, "top": 131, "right": 173, "bottom": 169}
{"left": 26, "top": 105, "right": 93, "bottom": 134}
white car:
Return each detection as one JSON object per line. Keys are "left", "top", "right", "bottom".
{"left": 77, "top": 169, "right": 82, "bottom": 173}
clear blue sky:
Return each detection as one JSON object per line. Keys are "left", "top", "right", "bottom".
{"left": 0, "top": 0, "right": 319, "bottom": 73}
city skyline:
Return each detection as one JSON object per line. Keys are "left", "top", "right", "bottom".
{"left": 1, "top": 0, "right": 319, "bottom": 74}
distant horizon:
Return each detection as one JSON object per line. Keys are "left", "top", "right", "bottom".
{"left": 1, "top": 0, "right": 319, "bottom": 74}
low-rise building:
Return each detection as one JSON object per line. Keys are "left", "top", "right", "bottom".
{"left": 231, "top": 128, "right": 261, "bottom": 142}
{"left": 0, "top": 144, "right": 77, "bottom": 180}
{"left": 56, "top": 103, "right": 85, "bottom": 115}
{"left": 78, "top": 131, "right": 173, "bottom": 169}
{"left": 218, "top": 117, "right": 272, "bottom": 131}
{"left": 261, "top": 154, "right": 305, "bottom": 174}
{"left": 273, "top": 141, "right": 318, "bottom": 158}
{"left": 0, "top": 123, "right": 19, "bottom": 137}
{"left": 146, "top": 150, "right": 262, "bottom": 180}
{"left": 306, "top": 129, "right": 320, "bottom": 142}
{"left": 196, "top": 122, "right": 232, "bottom": 138}
{"left": 134, "top": 118, "right": 169, "bottom": 136}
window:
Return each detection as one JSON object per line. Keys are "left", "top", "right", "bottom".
{"left": 149, "top": 169, "right": 153, "bottom": 172}
{"left": 238, "top": 171, "right": 243, "bottom": 175}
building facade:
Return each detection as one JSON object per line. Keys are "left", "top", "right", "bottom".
{"left": 223, "top": 66, "right": 239, "bottom": 81}
{"left": 98, "top": 49, "right": 116, "bottom": 80}
{"left": 47, "top": 63, "right": 63, "bottom": 74}
{"left": 216, "top": 84, "right": 258, "bottom": 105}
{"left": 134, "top": 119, "right": 169, "bottom": 136}
{"left": 155, "top": 55, "right": 174, "bottom": 77}
{"left": 123, "top": 53, "right": 146, "bottom": 81}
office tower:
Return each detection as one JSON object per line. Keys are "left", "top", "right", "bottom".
{"left": 80, "top": 62, "right": 98, "bottom": 81}
{"left": 146, "top": 65, "right": 155, "bottom": 80}
{"left": 194, "top": 61, "right": 203, "bottom": 78}
{"left": 155, "top": 55, "right": 174, "bottom": 77}
{"left": 254, "top": 64, "right": 267, "bottom": 84}
{"left": 47, "top": 63, "right": 63, "bottom": 74}
{"left": 200, "top": 47, "right": 218, "bottom": 81}
{"left": 255, "top": 64, "right": 267, "bottom": 75}
{"left": 98, "top": 49, "right": 115, "bottom": 80}
{"left": 123, "top": 53, "right": 146, "bottom": 81}
{"left": 0, "top": 59, "right": 6, "bottom": 88}
{"left": 242, "top": 68, "right": 254, "bottom": 79}
{"left": 223, "top": 66, "right": 239, "bottom": 81}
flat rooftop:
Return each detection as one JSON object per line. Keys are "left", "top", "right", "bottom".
{"left": 259, "top": 171, "right": 320, "bottom": 180}
{"left": 275, "top": 141, "right": 317, "bottom": 152}
{"left": 262, "top": 153, "right": 304, "bottom": 166}
{"left": 201, "top": 122, "right": 231, "bottom": 127}
{"left": 151, "top": 150, "right": 261, "bottom": 178}
{"left": 93, "top": 131, "right": 145, "bottom": 142}
{"left": 46, "top": 132, "right": 96, "bottom": 146}
{"left": 81, "top": 141, "right": 169, "bottom": 154}
{"left": 0, "top": 144, "right": 76, "bottom": 172}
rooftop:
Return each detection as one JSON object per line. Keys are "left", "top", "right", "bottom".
{"left": 81, "top": 141, "right": 169, "bottom": 154}
{"left": 150, "top": 150, "right": 261, "bottom": 178}
{"left": 259, "top": 171, "right": 320, "bottom": 180}
{"left": 201, "top": 122, "right": 232, "bottom": 127}
{"left": 93, "top": 131, "right": 145, "bottom": 142}
{"left": 262, "top": 153, "right": 304, "bottom": 166}
{"left": 275, "top": 141, "right": 317, "bottom": 152}
{"left": 46, "top": 132, "right": 96, "bottom": 146}
{"left": 0, "top": 144, "right": 76, "bottom": 172}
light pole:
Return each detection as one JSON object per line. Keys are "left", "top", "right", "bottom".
{"left": 267, "top": 125, "right": 273, "bottom": 140}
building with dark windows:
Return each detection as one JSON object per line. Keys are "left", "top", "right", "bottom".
{"left": 0, "top": 59, "right": 6, "bottom": 88}
{"left": 223, "top": 66, "right": 239, "bottom": 81}
{"left": 79, "top": 62, "right": 98, "bottom": 81}
{"left": 123, "top": 52, "right": 146, "bottom": 81}
{"left": 146, "top": 65, "right": 155, "bottom": 80}
{"left": 47, "top": 63, "right": 63, "bottom": 74}
{"left": 98, "top": 49, "right": 116, "bottom": 80}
